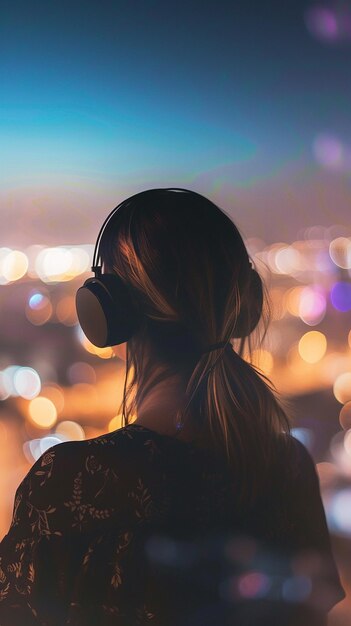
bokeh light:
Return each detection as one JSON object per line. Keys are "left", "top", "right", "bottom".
{"left": 70, "top": 383, "right": 99, "bottom": 412}
{"left": 276, "top": 246, "right": 303, "bottom": 275}
{"left": 13, "top": 367, "right": 41, "bottom": 400}
{"left": 25, "top": 293, "right": 53, "bottom": 325}
{"left": 330, "top": 282, "right": 351, "bottom": 312}
{"left": 56, "top": 295, "right": 78, "bottom": 325}
{"left": 66, "top": 247, "right": 90, "bottom": 276}
{"left": 316, "top": 462, "right": 339, "bottom": 490}
{"left": 305, "top": 7, "right": 338, "bottom": 41}
{"left": 41, "top": 384, "right": 65, "bottom": 414}
{"left": 298, "top": 286, "right": 326, "bottom": 325}
{"left": 313, "top": 134, "right": 345, "bottom": 170}
{"left": 23, "top": 435, "right": 63, "bottom": 463}
{"left": 340, "top": 401, "right": 351, "bottom": 430}
{"left": 76, "top": 326, "right": 114, "bottom": 359}
{"left": 2, "top": 250, "right": 28, "bottom": 282}
{"left": 0, "top": 248, "right": 12, "bottom": 284}
{"left": 329, "top": 237, "right": 351, "bottom": 269}
{"left": 343, "top": 429, "right": 351, "bottom": 457}
{"left": 0, "top": 373, "right": 10, "bottom": 401}
{"left": 108, "top": 414, "right": 123, "bottom": 432}
{"left": 266, "top": 243, "right": 289, "bottom": 273}
{"left": 237, "top": 571, "right": 271, "bottom": 599}
{"left": 305, "top": 6, "right": 351, "bottom": 43}
{"left": 291, "top": 427, "right": 315, "bottom": 451}
{"left": 282, "top": 575, "right": 312, "bottom": 603}
{"left": 1, "top": 366, "right": 22, "bottom": 396}
{"left": 285, "top": 287, "right": 305, "bottom": 317}
{"left": 250, "top": 349, "right": 274, "bottom": 374}
{"left": 30, "top": 246, "right": 93, "bottom": 283}
{"left": 29, "top": 293, "right": 46, "bottom": 309}
{"left": 55, "top": 420, "right": 85, "bottom": 441}
{"left": 320, "top": 352, "right": 351, "bottom": 385}
{"left": 298, "top": 331, "right": 327, "bottom": 364}
{"left": 35, "top": 247, "right": 73, "bottom": 283}
{"left": 28, "top": 396, "right": 58, "bottom": 428}
{"left": 67, "top": 361, "right": 97, "bottom": 385}
{"left": 329, "top": 489, "right": 351, "bottom": 536}
{"left": 329, "top": 430, "right": 351, "bottom": 476}
{"left": 333, "top": 373, "right": 351, "bottom": 404}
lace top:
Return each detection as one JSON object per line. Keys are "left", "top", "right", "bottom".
{"left": 0, "top": 424, "right": 345, "bottom": 626}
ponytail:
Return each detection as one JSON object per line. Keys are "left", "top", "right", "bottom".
{"left": 174, "top": 340, "right": 291, "bottom": 508}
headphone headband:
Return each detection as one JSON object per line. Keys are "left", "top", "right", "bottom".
{"left": 91, "top": 188, "right": 207, "bottom": 275}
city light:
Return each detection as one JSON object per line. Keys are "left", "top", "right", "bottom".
{"left": 333, "top": 373, "right": 351, "bottom": 404}
{"left": 28, "top": 397, "right": 58, "bottom": 428}
{"left": 55, "top": 420, "right": 85, "bottom": 441}
{"left": 298, "top": 331, "right": 327, "bottom": 364}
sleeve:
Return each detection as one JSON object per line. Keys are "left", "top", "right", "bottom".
{"left": 277, "top": 436, "right": 346, "bottom": 614}
{"left": 0, "top": 444, "right": 95, "bottom": 626}
{"left": 0, "top": 446, "right": 60, "bottom": 625}
{"left": 0, "top": 436, "right": 161, "bottom": 626}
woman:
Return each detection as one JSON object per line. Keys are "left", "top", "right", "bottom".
{"left": 0, "top": 188, "right": 345, "bottom": 625}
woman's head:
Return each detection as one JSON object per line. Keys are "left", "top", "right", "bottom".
{"left": 99, "top": 188, "right": 291, "bottom": 506}
{"left": 100, "top": 189, "right": 262, "bottom": 357}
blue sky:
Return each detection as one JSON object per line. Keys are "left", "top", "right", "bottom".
{"left": 1, "top": 0, "right": 351, "bottom": 244}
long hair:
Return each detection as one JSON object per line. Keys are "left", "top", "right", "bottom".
{"left": 99, "top": 189, "right": 291, "bottom": 508}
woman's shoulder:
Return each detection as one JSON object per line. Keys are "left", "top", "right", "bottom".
{"left": 29, "top": 424, "right": 157, "bottom": 475}
{"left": 7, "top": 425, "right": 163, "bottom": 542}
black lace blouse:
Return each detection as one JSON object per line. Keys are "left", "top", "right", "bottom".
{"left": 0, "top": 424, "right": 346, "bottom": 626}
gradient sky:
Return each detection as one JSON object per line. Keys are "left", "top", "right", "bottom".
{"left": 1, "top": 0, "right": 351, "bottom": 246}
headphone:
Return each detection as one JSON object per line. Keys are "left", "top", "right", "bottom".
{"left": 75, "top": 188, "right": 263, "bottom": 348}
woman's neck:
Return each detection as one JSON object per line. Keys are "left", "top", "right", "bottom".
{"left": 134, "top": 371, "right": 198, "bottom": 441}
{"left": 135, "top": 373, "right": 183, "bottom": 432}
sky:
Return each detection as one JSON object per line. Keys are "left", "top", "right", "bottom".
{"left": 1, "top": 0, "right": 351, "bottom": 246}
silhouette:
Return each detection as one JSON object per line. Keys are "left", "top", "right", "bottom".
{"left": 0, "top": 189, "right": 345, "bottom": 625}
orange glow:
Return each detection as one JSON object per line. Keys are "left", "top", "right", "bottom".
{"left": 298, "top": 331, "right": 327, "bottom": 364}
{"left": 41, "top": 384, "right": 65, "bottom": 414}
{"left": 333, "top": 373, "right": 351, "bottom": 404}
{"left": 28, "top": 397, "right": 57, "bottom": 428}
{"left": 2, "top": 250, "right": 28, "bottom": 281}
{"left": 320, "top": 352, "right": 351, "bottom": 385}
{"left": 250, "top": 349, "right": 274, "bottom": 374}
{"left": 79, "top": 332, "right": 114, "bottom": 359}
{"left": 35, "top": 247, "right": 73, "bottom": 282}
{"left": 112, "top": 343, "right": 127, "bottom": 360}
{"left": 285, "top": 287, "right": 305, "bottom": 317}
{"left": 56, "top": 295, "right": 78, "bottom": 325}
{"left": 55, "top": 420, "right": 85, "bottom": 440}
{"left": 108, "top": 414, "right": 123, "bottom": 432}
{"left": 70, "top": 383, "right": 99, "bottom": 414}
{"left": 269, "top": 288, "right": 286, "bottom": 321}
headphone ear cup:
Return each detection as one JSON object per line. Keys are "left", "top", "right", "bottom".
{"left": 76, "top": 273, "right": 143, "bottom": 348}
{"left": 233, "top": 269, "right": 263, "bottom": 338}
